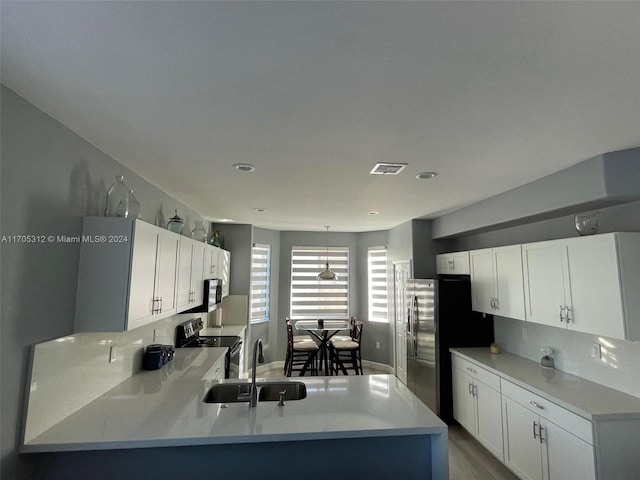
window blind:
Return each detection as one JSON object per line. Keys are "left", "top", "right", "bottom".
{"left": 250, "top": 243, "right": 271, "bottom": 324}
{"left": 290, "top": 246, "right": 349, "bottom": 320}
{"left": 368, "top": 246, "right": 388, "bottom": 322}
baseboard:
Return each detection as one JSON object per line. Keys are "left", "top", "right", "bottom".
{"left": 362, "top": 360, "right": 394, "bottom": 374}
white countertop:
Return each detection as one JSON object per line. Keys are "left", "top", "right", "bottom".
{"left": 23, "top": 348, "right": 446, "bottom": 453}
{"left": 201, "top": 325, "right": 245, "bottom": 337}
{"left": 451, "top": 348, "right": 640, "bottom": 420}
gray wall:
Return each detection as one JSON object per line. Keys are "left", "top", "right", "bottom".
{"left": 0, "top": 86, "right": 204, "bottom": 479}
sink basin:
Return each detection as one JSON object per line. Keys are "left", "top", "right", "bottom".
{"left": 258, "top": 382, "right": 307, "bottom": 401}
{"left": 203, "top": 381, "right": 307, "bottom": 403}
{"left": 203, "top": 383, "right": 251, "bottom": 403}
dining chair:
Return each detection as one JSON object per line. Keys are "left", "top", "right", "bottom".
{"left": 328, "top": 318, "right": 364, "bottom": 375}
{"left": 283, "top": 317, "right": 316, "bottom": 374}
{"left": 286, "top": 320, "right": 319, "bottom": 376}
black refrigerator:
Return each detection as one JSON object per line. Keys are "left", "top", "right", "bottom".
{"left": 404, "top": 275, "right": 494, "bottom": 424}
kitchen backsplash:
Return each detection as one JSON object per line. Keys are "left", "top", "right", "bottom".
{"left": 23, "top": 313, "right": 200, "bottom": 442}
{"left": 494, "top": 316, "right": 640, "bottom": 398}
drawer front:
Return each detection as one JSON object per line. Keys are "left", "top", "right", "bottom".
{"left": 501, "top": 380, "right": 592, "bottom": 444}
{"left": 452, "top": 354, "right": 501, "bottom": 391}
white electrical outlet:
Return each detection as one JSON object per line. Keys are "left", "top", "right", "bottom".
{"left": 375, "top": 341, "right": 381, "bottom": 350}
{"left": 153, "top": 329, "right": 159, "bottom": 342}
{"left": 109, "top": 345, "right": 118, "bottom": 363}
{"left": 590, "top": 342, "right": 601, "bottom": 359}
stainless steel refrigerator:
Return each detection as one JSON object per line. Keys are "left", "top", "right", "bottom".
{"left": 405, "top": 276, "right": 494, "bottom": 423}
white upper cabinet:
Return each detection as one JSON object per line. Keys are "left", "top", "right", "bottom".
{"left": 470, "top": 245, "right": 526, "bottom": 320}
{"left": 523, "top": 233, "right": 640, "bottom": 340}
{"left": 176, "top": 237, "right": 206, "bottom": 310}
{"left": 436, "top": 251, "right": 470, "bottom": 275}
{"left": 75, "top": 218, "right": 180, "bottom": 332}
{"left": 128, "top": 221, "right": 179, "bottom": 329}
{"left": 204, "top": 244, "right": 221, "bottom": 279}
{"left": 218, "top": 248, "right": 231, "bottom": 297}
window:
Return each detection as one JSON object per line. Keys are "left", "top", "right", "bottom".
{"left": 290, "top": 246, "right": 349, "bottom": 319}
{"left": 250, "top": 243, "right": 271, "bottom": 324}
{"left": 368, "top": 246, "right": 388, "bottom": 322}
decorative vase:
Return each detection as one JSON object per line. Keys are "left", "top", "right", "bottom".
{"left": 574, "top": 211, "right": 599, "bottom": 236}
{"left": 210, "top": 230, "right": 224, "bottom": 248}
{"left": 191, "top": 221, "right": 208, "bottom": 243}
{"left": 117, "top": 189, "right": 141, "bottom": 219}
{"left": 167, "top": 209, "right": 184, "bottom": 234}
{"left": 104, "top": 175, "right": 129, "bottom": 217}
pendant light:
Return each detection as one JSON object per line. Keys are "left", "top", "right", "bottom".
{"left": 317, "top": 226, "right": 338, "bottom": 281}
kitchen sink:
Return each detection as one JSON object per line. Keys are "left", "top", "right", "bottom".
{"left": 203, "top": 381, "right": 307, "bottom": 403}
{"left": 258, "top": 382, "right": 307, "bottom": 401}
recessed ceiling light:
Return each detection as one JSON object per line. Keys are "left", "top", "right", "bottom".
{"left": 233, "top": 163, "right": 256, "bottom": 172}
{"left": 368, "top": 211, "right": 380, "bottom": 215}
{"left": 216, "top": 218, "right": 235, "bottom": 223}
{"left": 253, "top": 208, "right": 266, "bottom": 212}
{"left": 416, "top": 171, "right": 438, "bottom": 180}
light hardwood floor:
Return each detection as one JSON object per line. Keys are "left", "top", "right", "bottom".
{"left": 260, "top": 366, "right": 519, "bottom": 480}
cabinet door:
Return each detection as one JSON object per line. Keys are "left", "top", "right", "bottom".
{"left": 543, "top": 420, "right": 595, "bottom": 480}
{"left": 128, "top": 221, "right": 160, "bottom": 330}
{"left": 476, "top": 381, "right": 504, "bottom": 461}
{"left": 502, "top": 397, "right": 543, "bottom": 480}
{"left": 470, "top": 249, "right": 495, "bottom": 314}
{"left": 218, "top": 249, "right": 231, "bottom": 297}
{"left": 155, "top": 231, "right": 179, "bottom": 318}
{"left": 176, "top": 239, "right": 194, "bottom": 310}
{"left": 205, "top": 245, "right": 220, "bottom": 278}
{"left": 436, "top": 252, "right": 470, "bottom": 275}
{"left": 493, "top": 245, "right": 526, "bottom": 320}
{"left": 565, "top": 235, "right": 625, "bottom": 339}
{"left": 190, "top": 241, "right": 206, "bottom": 305}
{"left": 452, "top": 368, "right": 475, "bottom": 433}
{"left": 522, "top": 241, "right": 567, "bottom": 328}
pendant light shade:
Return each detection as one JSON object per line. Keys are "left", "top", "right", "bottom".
{"left": 317, "top": 226, "right": 338, "bottom": 281}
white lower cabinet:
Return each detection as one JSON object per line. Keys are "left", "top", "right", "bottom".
{"left": 502, "top": 381, "right": 595, "bottom": 480}
{"left": 452, "top": 356, "right": 504, "bottom": 461}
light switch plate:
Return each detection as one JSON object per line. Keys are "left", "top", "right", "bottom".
{"left": 375, "top": 342, "right": 381, "bottom": 350}
{"left": 590, "top": 342, "right": 601, "bottom": 359}
{"left": 521, "top": 326, "right": 528, "bottom": 339}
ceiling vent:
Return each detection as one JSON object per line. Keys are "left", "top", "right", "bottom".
{"left": 369, "top": 162, "right": 408, "bottom": 175}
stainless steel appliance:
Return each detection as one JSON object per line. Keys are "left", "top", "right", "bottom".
{"left": 185, "top": 278, "right": 222, "bottom": 313}
{"left": 405, "top": 276, "right": 493, "bottom": 423}
{"left": 175, "top": 318, "right": 242, "bottom": 378}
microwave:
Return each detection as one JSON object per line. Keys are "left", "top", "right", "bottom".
{"left": 186, "top": 278, "right": 222, "bottom": 313}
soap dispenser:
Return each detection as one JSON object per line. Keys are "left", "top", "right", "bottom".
{"left": 540, "top": 346, "right": 555, "bottom": 369}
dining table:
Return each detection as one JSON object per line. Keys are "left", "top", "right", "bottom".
{"left": 294, "top": 319, "right": 350, "bottom": 375}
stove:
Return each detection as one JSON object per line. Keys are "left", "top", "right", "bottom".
{"left": 175, "top": 318, "right": 242, "bottom": 378}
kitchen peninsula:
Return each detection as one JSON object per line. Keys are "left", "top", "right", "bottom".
{"left": 22, "top": 347, "right": 448, "bottom": 480}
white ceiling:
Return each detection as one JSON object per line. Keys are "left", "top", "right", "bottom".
{"left": 2, "top": 1, "right": 639, "bottom": 232}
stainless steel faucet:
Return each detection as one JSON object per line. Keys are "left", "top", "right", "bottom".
{"left": 250, "top": 339, "right": 264, "bottom": 407}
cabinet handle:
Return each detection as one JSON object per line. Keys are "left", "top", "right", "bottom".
{"left": 559, "top": 305, "right": 564, "bottom": 323}
{"left": 533, "top": 421, "right": 538, "bottom": 439}
{"left": 529, "top": 400, "right": 544, "bottom": 410}
{"left": 539, "top": 425, "right": 545, "bottom": 444}
{"left": 159, "top": 297, "right": 163, "bottom": 313}
{"left": 448, "top": 259, "right": 455, "bottom": 270}
{"left": 565, "top": 307, "right": 571, "bottom": 323}
{"left": 494, "top": 298, "right": 499, "bottom": 310}
{"left": 468, "top": 383, "right": 473, "bottom": 396}
{"left": 472, "top": 385, "right": 478, "bottom": 397}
